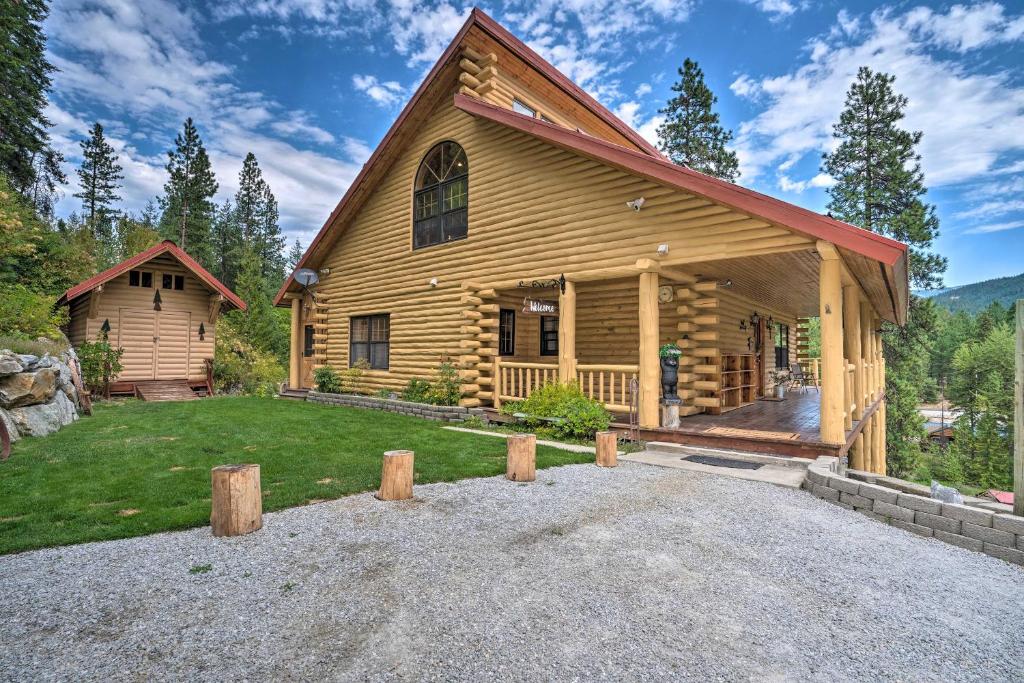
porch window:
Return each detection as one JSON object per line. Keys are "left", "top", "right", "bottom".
{"left": 303, "top": 325, "right": 314, "bottom": 357}
{"left": 539, "top": 315, "right": 558, "bottom": 356}
{"left": 499, "top": 309, "right": 515, "bottom": 356}
{"left": 413, "top": 141, "right": 468, "bottom": 249}
{"left": 774, "top": 323, "right": 790, "bottom": 369}
{"left": 350, "top": 314, "right": 390, "bottom": 369}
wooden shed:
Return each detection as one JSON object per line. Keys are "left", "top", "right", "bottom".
{"left": 57, "top": 241, "right": 246, "bottom": 397}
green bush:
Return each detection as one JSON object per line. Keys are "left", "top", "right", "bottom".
{"left": 0, "top": 284, "right": 67, "bottom": 340}
{"left": 77, "top": 334, "right": 125, "bottom": 396}
{"left": 0, "top": 335, "right": 67, "bottom": 357}
{"left": 428, "top": 361, "right": 461, "bottom": 406}
{"left": 500, "top": 381, "right": 611, "bottom": 440}
{"left": 214, "top": 316, "right": 286, "bottom": 397}
{"left": 313, "top": 365, "right": 343, "bottom": 394}
{"left": 341, "top": 358, "right": 371, "bottom": 394}
{"left": 401, "top": 377, "right": 432, "bottom": 403}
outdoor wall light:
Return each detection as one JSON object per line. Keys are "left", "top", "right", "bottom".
{"left": 626, "top": 197, "right": 646, "bottom": 211}
{"left": 751, "top": 311, "right": 760, "bottom": 325}
{"left": 429, "top": 277, "right": 439, "bottom": 287}
{"left": 656, "top": 243, "right": 669, "bottom": 255}
{"left": 319, "top": 267, "right": 331, "bottom": 276}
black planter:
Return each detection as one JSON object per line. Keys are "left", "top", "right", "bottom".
{"left": 660, "top": 356, "right": 681, "bottom": 404}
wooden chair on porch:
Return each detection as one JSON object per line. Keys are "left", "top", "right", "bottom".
{"left": 788, "top": 362, "right": 818, "bottom": 393}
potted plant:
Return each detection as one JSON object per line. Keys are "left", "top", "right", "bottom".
{"left": 769, "top": 369, "right": 786, "bottom": 399}
{"left": 659, "top": 343, "right": 682, "bottom": 404}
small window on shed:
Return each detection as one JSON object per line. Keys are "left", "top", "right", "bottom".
{"left": 129, "top": 270, "right": 152, "bottom": 288}
{"left": 162, "top": 274, "right": 173, "bottom": 289}
{"left": 174, "top": 275, "right": 184, "bottom": 290}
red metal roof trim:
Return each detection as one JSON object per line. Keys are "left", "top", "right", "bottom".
{"left": 274, "top": 7, "right": 663, "bottom": 306}
{"left": 58, "top": 240, "right": 247, "bottom": 311}
{"left": 454, "top": 94, "right": 909, "bottom": 268}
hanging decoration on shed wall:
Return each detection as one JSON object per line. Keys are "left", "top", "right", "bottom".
{"left": 198, "top": 322, "right": 206, "bottom": 341}
{"left": 153, "top": 290, "right": 162, "bottom": 311}
{"left": 100, "top": 319, "right": 111, "bottom": 338}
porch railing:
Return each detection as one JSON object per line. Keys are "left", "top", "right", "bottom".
{"left": 491, "top": 357, "right": 637, "bottom": 413}
{"left": 576, "top": 363, "right": 638, "bottom": 413}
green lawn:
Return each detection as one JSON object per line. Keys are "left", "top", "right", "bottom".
{"left": 0, "top": 397, "right": 591, "bottom": 554}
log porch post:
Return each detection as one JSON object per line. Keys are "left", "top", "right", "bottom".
{"left": 860, "top": 300, "right": 875, "bottom": 470}
{"left": 843, "top": 284, "right": 864, "bottom": 468}
{"left": 818, "top": 242, "right": 845, "bottom": 445}
{"left": 638, "top": 268, "right": 660, "bottom": 428}
{"left": 558, "top": 280, "right": 577, "bottom": 384}
{"left": 289, "top": 295, "right": 302, "bottom": 390}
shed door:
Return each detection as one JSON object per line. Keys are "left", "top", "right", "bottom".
{"left": 117, "top": 309, "right": 156, "bottom": 380}
{"left": 155, "top": 311, "right": 191, "bottom": 379}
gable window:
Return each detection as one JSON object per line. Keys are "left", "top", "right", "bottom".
{"left": 512, "top": 99, "right": 536, "bottom": 117}
{"left": 351, "top": 314, "right": 390, "bottom": 369}
{"left": 129, "top": 270, "right": 152, "bottom": 288}
{"left": 499, "top": 308, "right": 516, "bottom": 356}
{"left": 161, "top": 274, "right": 185, "bottom": 290}
{"left": 303, "top": 325, "right": 315, "bottom": 357}
{"left": 540, "top": 316, "right": 558, "bottom": 356}
{"left": 774, "top": 323, "right": 790, "bottom": 369}
{"left": 413, "top": 141, "right": 468, "bottom": 249}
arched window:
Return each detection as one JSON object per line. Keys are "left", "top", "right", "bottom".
{"left": 413, "top": 141, "right": 468, "bottom": 249}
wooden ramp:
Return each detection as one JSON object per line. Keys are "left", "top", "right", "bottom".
{"left": 135, "top": 380, "right": 199, "bottom": 402}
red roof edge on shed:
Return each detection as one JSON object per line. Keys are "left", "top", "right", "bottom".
{"left": 274, "top": 7, "right": 663, "bottom": 306}
{"left": 453, "top": 94, "right": 910, "bottom": 268}
{"left": 57, "top": 240, "right": 247, "bottom": 312}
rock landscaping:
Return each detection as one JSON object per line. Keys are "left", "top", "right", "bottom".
{"left": 306, "top": 390, "right": 486, "bottom": 423}
{"left": 2, "top": 463, "right": 1023, "bottom": 681}
{"left": 805, "top": 455, "right": 1024, "bottom": 566}
{"left": 0, "top": 347, "right": 83, "bottom": 442}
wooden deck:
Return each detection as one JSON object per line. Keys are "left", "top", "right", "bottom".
{"left": 134, "top": 380, "right": 199, "bottom": 402}
{"left": 622, "top": 389, "right": 863, "bottom": 459}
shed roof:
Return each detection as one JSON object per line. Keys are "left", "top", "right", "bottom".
{"left": 57, "top": 240, "right": 247, "bottom": 311}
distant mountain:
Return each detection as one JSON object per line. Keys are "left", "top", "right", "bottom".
{"left": 928, "top": 272, "right": 1024, "bottom": 313}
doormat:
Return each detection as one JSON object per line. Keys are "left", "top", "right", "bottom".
{"left": 704, "top": 426, "right": 800, "bottom": 441}
{"left": 683, "top": 455, "right": 763, "bottom": 470}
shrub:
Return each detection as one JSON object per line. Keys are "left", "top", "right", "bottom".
{"left": 213, "top": 316, "right": 286, "bottom": 397}
{"left": 500, "top": 381, "right": 611, "bottom": 440}
{"left": 0, "top": 284, "right": 67, "bottom": 340}
{"left": 427, "top": 361, "right": 461, "bottom": 406}
{"left": 341, "top": 358, "right": 371, "bottom": 394}
{"left": 77, "top": 334, "right": 125, "bottom": 396}
{"left": 401, "top": 377, "right": 432, "bottom": 403}
{"left": 0, "top": 335, "right": 67, "bottom": 357}
{"left": 313, "top": 365, "right": 342, "bottom": 394}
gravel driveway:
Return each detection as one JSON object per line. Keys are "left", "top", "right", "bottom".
{"left": 2, "top": 462, "right": 1023, "bottom": 681}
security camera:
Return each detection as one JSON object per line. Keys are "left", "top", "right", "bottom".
{"left": 626, "top": 197, "right": 646, "bottom": 212}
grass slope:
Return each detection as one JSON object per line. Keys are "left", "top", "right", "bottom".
{"left": 928, "top": 272, "right": 1024, "bottom": 313}
{"left": 0, "top": 397, "right": 590, "bottom": 554}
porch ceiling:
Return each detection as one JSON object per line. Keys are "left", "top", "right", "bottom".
{"left": 690, "top": 249, "right": 821, "bottom": 318}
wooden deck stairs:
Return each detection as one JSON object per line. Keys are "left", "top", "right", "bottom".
{"left": 135, "top": 380, "right": 199, "bottom": 402}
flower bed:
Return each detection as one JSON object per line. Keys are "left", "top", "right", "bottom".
{"left": 306, "top": 390, "right": 486, "bottom": 423}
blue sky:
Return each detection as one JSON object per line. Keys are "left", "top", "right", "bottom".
{"left": 44, "top": 0, "right": 1024, "bottom": 287}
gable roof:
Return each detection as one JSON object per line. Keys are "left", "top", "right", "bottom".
{"left": 453, "top": 94, "right": 909, "bottom": 323}
{"left": 274, "top": 7, "right": 661, "bottom": 307}
{"left": 57, "top": 240, "right": 247, "bottom": 311}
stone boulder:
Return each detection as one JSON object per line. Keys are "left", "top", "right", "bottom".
{"left": 7, "top": 391, "right": 78, "bottom": 437}
{"left": 0, "top": 368, "right": 58, "bottom": 409}
{"left": 0, "top": 351, "right": 23, "bottom": 377}
{"left": 0, "top": 408, "right": 18, "bottom": 444}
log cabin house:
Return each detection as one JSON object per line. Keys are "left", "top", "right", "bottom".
{"left": 275, "top": 9, "right": 909, "bottom": 471}
{"left": 58, "top": 241, "right": 246, "bottom": 398}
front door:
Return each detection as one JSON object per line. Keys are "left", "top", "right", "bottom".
{"left": 118, "top": 309, "right": 156, "bottom": 380}
{"left": 155, "top": 311, "right": 191, "bottom": 379}
{"left": 754, "top": 318, "right": 767, "bottom": 397}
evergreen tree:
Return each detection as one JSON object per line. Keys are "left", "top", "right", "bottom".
{"left": 656, "top": 58, "right": 739, "bottom": 181}
{"left": 287, "top": 239, "right": 304, "bottom": 272}
{"left": 0, "top": 0, "right": 65, "bottom": 210}
{"left": 159, "top": 118, "right": 218, "bottom": 265}
{"left": 821, "top": 67, "right": 949, "bottom": 478}
{"left": 210, "top": 199, "right": 241, "bottom": 289}
{"left": 233, "top": 152, "right": 285, "bottom": 284}
{"left": 114, "top": 210, "right": 160, "bottom": 261}
{"left": 74, "top": 122, "right": 124, "bottom": 264}
{"left": 822, "top": 67, "right": 946, "bottom": 289}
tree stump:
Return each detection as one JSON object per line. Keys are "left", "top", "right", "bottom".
{"left": 210, "top": 464, "right": 262, "bottom": 537}
{"left": 595, "top": 431, "right": 617, "bottom": 467}
{"left": 377, "top": 450, "right": 414, "bottom": 500}
{"left": 506, "top": 434, "right": 536, "bottom": 482}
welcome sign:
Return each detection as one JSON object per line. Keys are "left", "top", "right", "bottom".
{"left": 522, "top": 298, "right": 557, "bottom": 315}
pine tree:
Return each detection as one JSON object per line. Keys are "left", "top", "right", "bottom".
{"left": 287, "top": 239, "right": 304, "bottom": 272}
{"left": 210, "top": 199, "right": 241, "bottom": 289}
{"left": 656, "top": 58, "right": 739, "bottom": 181}
{"left": 233, "top": 152, "right": 285, "bottom": 285}
{"left": 822, "top": 67, "right": 947, "bottom": 289}
{"left": 822, "top": 67, "right": 949, "bottom": 479}
{"left": 114, "top": 208, "right": 160, "bottom": 261}
{"left": 74, "top": 122, "right": 124, "bottom": 264}
{"left": 159, "top": 118, "right": 218, "bottom": 265}
{"left": 0, "top": 0, "right": 66, "bottom": 211}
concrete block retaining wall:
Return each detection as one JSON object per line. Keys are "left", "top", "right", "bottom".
{"left": 306, "top": 391, "right": 485, "bottom": 423}
{"left": 805, "top": 456, "right": 1024, "bottom": 567}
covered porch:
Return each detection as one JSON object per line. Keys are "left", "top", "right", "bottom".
{"left": 460, "top": 240, "right": 894, "bottom": 469}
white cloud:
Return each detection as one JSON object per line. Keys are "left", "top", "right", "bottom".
{"left": 730, "top": 4, "right": 1024, "bottom": 200}
{"left": 744, "top": 0, "right": 802, "bottom": 21}
{"left": 903, "top": 2, "right": 1024, "bottom": 52}
{"left": 954, "top": 199, "right": 1024, "bottom": 220}
{"left": 964, "top": 220, "right": 1024, "bottom": 234}
{"left": 45, "top": 0, "right": 366, "bottom": 242}
{"left": 352, "top": 74, "right": 406, "bottom": 106}
{"left": 635, "top": 83, "right": 652, "bottom": 97}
